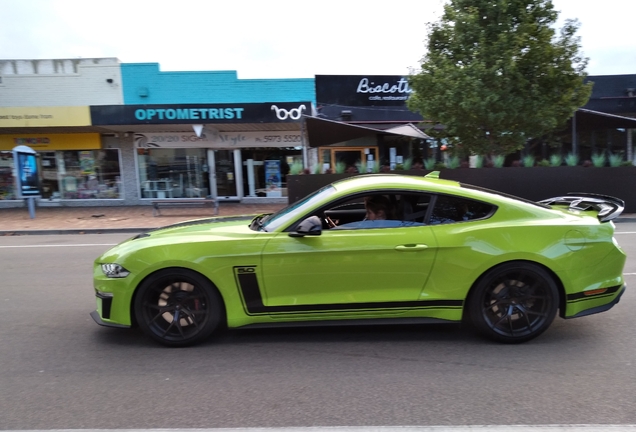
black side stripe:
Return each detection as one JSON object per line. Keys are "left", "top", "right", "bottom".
{"left": 566, "top": 285, "right": 621, "bottom": 302}
{"left": 234, "top": 266, "right": 463, "bottom": 315}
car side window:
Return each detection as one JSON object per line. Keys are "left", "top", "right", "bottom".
{"left": 329, "top": 193, "right": 428, "bottom": 230}
{"left": 429, "top": 195, "right": 494, "bottom": 225}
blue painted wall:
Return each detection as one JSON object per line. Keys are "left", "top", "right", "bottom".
{"left": 121, "top": 63, "right": 315, "bottom": 105}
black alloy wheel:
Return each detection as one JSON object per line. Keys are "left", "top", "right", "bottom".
{"left": 468, "top": 262, "right": 559, "bottom": 343}
{"left": 134, "top": 269, "right": 223, "bottom": 347}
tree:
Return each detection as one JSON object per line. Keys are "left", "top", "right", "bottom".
{"left": 408, "top": 0, "right": 593, "bottom": 157}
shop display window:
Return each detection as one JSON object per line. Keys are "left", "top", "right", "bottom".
{"left": 57, "top": 149, "right": 122, "bottom": 199}
{"left": 0, "top": 151, "right": 16, "bottom": 200}
{"left": 241, "top": 148, "right": 302, "bottom": 197}
{"left": 137, "top": 148, "right": 210, "bottom": 199}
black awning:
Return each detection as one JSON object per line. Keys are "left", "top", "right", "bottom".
{"left": 571, "top": 108, "right": 636, "bottom": 130}
{"left": 303, "top": 116, "right": 430, "bottom": 147}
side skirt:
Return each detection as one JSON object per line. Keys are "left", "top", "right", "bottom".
{"left": 239, "top": 316, "right": 460, "bottom": 330}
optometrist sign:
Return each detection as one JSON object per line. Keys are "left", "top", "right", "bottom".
{"left": 12, "top": 145, "right": 41, "bottom": 198}
{"left": 90, "top": 102, "right": 312, "bottom": 125}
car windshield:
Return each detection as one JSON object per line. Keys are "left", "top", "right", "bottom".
{"left": 256, "top": 185, "right": 336, "bottom": 232}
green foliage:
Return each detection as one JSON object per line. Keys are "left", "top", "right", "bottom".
{"left": 403, "top": 158, "right": 413, "bottom": 170}
{"left": 356, "top": 161, "right": 368, "bottom": 174}
{"left": 622, "top": 160, "right": 634, "bottom": 167}
{"left": 472, "top": 155, "right": 484, "bottom": 168}
{"left": 335, "top": 161, "right": 346, "bottom": 174}
{"left": 434, "top": 162, "right": 447, "bottom": 170}
{"left": 446, "top": 156, "right": 460, "bottom": 169}
{"left": 549, "top": 154, "right": 563, "bottom": 167}
{"left": 538, "top": 159, "right": 551, "bottom": 167}
{"left": 492, "top": 154, "right": 505, "bottom": 168}
{"left": 591, "top": 153, "right": 607, "bottom": 168}
{"left": 372, "top": 162, "right": 381, "bottom": 173}
{"left": 423, "top": 158, "right": 436, "bottom": 170}
{"left": 408, "top": 0, "right": 592, "bottom": 157}
{"left": 313, "top": 164, "right": 322, "bottom": 174}
{"left": 609, "top": 153, "right": 624, "bottom": 167}
{"left": 565, "top": 152, "right": 579, "bottom": 166}
{"left": 522, "top": 155, "right": 535, "bottom": 168}
{"left": 289, "top": 161, "right": 304, "bottom": 175}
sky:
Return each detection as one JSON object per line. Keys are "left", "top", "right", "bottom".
{"left": 1, "top": 0, "right": 635, "bottom": 79}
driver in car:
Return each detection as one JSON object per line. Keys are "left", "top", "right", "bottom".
{"left": 364, "top": 195, "right": 395, "bottom": 221}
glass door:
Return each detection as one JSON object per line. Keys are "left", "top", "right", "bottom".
{"left": 210, "top": 150, "right": 239, "bottom": 199}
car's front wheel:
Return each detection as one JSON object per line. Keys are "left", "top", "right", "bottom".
{"left": 468, "top": 262, "right": 559, "bottom": 343}
{"left": 134, "top": 268, "right": 223, "bottom": 347}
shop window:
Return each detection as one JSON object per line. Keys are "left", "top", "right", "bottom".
{"left": 58, "top": 149, "right": 122, "bottom": 199}
{"left": 0, "top": 151, "right": 16, "bottom": 200}
{"left": 137, "top": 148, "right": 209, "bottom": 199}
{"left": 241, "top": 148, "right": 302, "bottom": 197}
{"left": 320, "top": 147, "right": 378, "bottom": 173}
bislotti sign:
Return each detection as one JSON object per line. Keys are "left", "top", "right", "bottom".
{"left": 316, "top": 75, "right": 413, "bottom": 107}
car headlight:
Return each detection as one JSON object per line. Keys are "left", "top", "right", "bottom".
{"left": 101, "top": 263, "right": 130, "bottom": 278}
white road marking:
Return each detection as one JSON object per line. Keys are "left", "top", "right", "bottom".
{"left": 6, "top": 426, "right": 636, "bottom": 432}
{"left": 614, "top": 231, "right": 636, "bottom": 234}
{"left": 0, "top": 244, "right": 117, "bottom": 248}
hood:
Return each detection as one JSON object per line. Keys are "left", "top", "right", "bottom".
{"left": 133, "top": 215, "right": 257, "bottom": 239}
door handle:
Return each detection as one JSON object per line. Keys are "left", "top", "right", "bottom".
{"left": 395, "top": 244, "right": 428, "bottom": 251}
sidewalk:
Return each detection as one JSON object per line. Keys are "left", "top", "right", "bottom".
{"left": 0, "top": 203, "right": 287, "bottom": 235}
{"left": 1, "top": 204, "right": 635, "bottom": 235}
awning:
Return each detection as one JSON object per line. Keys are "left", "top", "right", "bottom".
{"left": 571, "top": 108, "right": 636, "bottom": 130}
{"left": 303, "top": 116, "right": 430, "bottom": 147}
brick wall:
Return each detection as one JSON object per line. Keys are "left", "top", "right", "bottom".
{"left": 0, "top": 58, "right": 124, "bottom": 107}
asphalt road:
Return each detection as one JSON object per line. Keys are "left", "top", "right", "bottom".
{"left": 1, "top": 227, "right": 636, "bottom": 430}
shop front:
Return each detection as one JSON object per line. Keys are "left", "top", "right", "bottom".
{"left": 314, "top": 75, "right": 429, "bottom": 169}
{"left": 133, "top": 131, "right": 303, "bottom": 201}
{"left": 0, "top": 133, "right": 123, "bottom": 202}
{"left": 90, "top": 102, "right": 311, "bottom": 203}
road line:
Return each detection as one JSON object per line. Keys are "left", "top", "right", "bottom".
{"left": 6, "top": 426, "right": 636, "bottom": 432}
{"left": 0, "top": 244, "right": 117, "bottom": 248}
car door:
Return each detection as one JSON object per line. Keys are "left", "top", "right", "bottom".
{"left": 258, "top": 212, "right": 438, "bottom": 315}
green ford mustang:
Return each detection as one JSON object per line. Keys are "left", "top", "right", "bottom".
{"left": 91, "top": 172, "right": 626, "bottom": 346}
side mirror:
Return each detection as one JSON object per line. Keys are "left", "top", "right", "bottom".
{"left": 289, "top": 215, "right": 322, "bottom": 237}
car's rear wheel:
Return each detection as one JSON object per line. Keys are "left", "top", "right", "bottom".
{"left": 468, "top": 262, "right": 559, "bottom": 343}
{"left": 134, "top": 268, "right": 222, "bottom": 347}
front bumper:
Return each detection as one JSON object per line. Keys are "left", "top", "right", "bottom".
{"left": 91, "top": 290, "right": 131, "bottom": 329}
{"left": 90, "top": 310, "right": 130, "bottom": 329}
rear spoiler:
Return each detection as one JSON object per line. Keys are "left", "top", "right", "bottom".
{"left": 539, "top": 193, "right": 625, "bottom": 222}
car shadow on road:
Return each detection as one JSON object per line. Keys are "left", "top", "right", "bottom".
{"left": 91, "top": 318, "right": 594, "bottom": 350}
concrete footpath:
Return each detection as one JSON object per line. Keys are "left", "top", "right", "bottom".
{"left": 0, "top": 203, "right": 286, "bottom": 235}
{"left": 1, "top": 203, "right": 635, "bottom": 235}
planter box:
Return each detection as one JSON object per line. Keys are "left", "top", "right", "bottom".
{"left": 288, "top": 167, "right": 636, "bottom": 212}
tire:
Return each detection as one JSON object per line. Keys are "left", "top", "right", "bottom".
{"left": 134, "top": 268, "right": 223, "bottom": 347}
{"left": 468, "top": 262, "right": 559, "bottom": 344}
